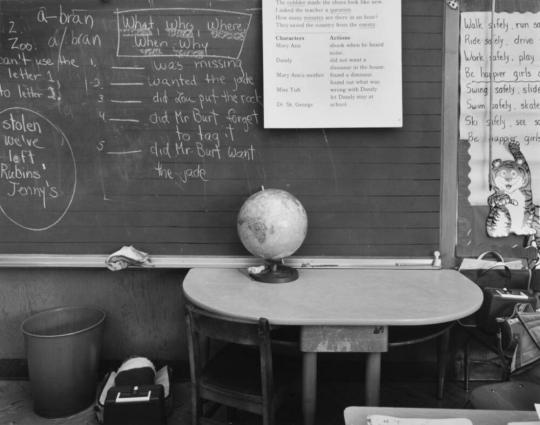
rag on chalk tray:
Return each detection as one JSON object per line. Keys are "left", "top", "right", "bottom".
{"left": 105, "top": 245, "right": 152, "bottom": 271}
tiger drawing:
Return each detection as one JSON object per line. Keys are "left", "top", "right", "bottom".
{"left": 486, "top": 141, "right": 537, "bottom": 238}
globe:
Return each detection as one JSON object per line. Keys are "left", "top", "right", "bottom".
{"left": 237, "top": 188, "right": 308, "bottom": 282}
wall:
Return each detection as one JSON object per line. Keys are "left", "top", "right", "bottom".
{"left": 0, "top": 268, "right": 188, "bottom": 377}
{"left": 0, "top": 267, "right": 463, "bottom": 382}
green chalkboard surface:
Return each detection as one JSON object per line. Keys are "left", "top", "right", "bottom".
{"left": 0, "top": 0, "right": 443, "bottom": 258}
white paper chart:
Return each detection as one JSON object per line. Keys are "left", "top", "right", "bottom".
{"left": 262, "top": 0, "right": 402, "bottom": 128}
{"left": 460, "top": 12, "right": 540, "bottom": 205}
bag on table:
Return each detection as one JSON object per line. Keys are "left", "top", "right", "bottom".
{"left": 459, "top": 251, "right": 530, "bottom": 291}
{"left": 458, "top": 251, "right": 532, "bottom": 328}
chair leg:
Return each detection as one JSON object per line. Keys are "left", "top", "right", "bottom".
{"left": 262, "top": 400, "right": 275, "bottom": 425}
{"left": 191, "top": 384, "right": 202, "bottom": 425}
{"left": 303, "top": 352, "right": 318, "bottom": 425}
{"left": 226, "top": 406, "right": 238, "bottom": 423}
{"left": 463, "top": 336, "right": 470, "bottom": 392}
{"left": 436, "top": 328, "right": 450, "bottom": 400}
{"left": 495, "top": 330, "right": 511, "bottom": 381}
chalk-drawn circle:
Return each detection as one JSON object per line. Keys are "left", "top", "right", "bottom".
{"left": 0, "top": 107, "right": 76, "bottom": 231}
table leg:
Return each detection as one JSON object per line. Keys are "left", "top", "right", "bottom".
{"left": 365, "top": 352, "right": 381, "bottom": 406}
{"left": 303, "top": 352, "right": 317, "bottom": 425}
{"left": 437, "top": 327, "right": 451, "bottom": 400}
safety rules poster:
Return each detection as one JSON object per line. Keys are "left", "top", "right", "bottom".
{"left": 460, "top": 11, "right": 540, "bottom": 205}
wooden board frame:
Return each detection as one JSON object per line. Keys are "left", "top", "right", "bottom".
{"left": 440, "top": 0, "right": 461, "bottom": 267}
{"left": 0, "top": 254, "right": 437, "bottom": 268}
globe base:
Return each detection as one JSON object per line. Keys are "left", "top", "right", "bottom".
{"left": 249, "top": 262, "right": 298, "bottom": 283}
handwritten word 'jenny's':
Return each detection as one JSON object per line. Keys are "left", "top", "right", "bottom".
{"left": 6, "top": 180, "right": 59, "bottom": 210}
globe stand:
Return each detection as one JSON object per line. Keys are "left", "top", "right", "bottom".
{"left": 249, "top": 261, "right": 298, "bottom": 283}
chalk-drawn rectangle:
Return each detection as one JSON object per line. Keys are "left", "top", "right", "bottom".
{"left": 115, "top": 8, "right": 252, "bottom": 59}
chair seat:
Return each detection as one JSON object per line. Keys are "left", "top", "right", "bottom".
{"left": 469, "top": 381, "right": 540, "bottom": 410}
{"left": 389, "top": 323, "right": 452, "bottom": 347}
{"left": 201, "top": 344, "right": 299, "bottom": 398}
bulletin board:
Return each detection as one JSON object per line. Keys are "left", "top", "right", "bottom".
{"left": 457, "top": 0, "right": 540, "bottom": 258}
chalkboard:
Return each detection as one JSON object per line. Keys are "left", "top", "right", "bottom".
{"left": 0, "top": 0, "right": 443, "bottom": 261}
{"left": 457, "top": 0, "right": 540, "bottom": 258}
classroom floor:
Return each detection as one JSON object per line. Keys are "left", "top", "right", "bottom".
{"left": 0, "top": 378, "right": 487, "bottom": 425}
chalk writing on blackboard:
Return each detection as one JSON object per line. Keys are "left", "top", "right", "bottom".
{"left": 1, "top": 5, "right": 262, "bottom": 199}
{"left": 0, "top": 107, "right": 76, "bottom": 231}
{"left": 102, "top": 9, "right": 261, "bottom": 188}
{"left": 115, "top": 8, "right": 251, "bottom": 59}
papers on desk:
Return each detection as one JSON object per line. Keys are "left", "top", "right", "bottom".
{"left": 367, "top": 415, "right": 473, "bottom": 425}
{"left": 513, "top": 403, "right": 540, "bottom": 423}
{"left": 507, "top": 422, "right": 540, "bottom": 425}
{"left": 458, "top": 258, "right": 526, "bottom": 270}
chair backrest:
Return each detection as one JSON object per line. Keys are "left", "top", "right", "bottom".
{"left": 185, "top": 302, "right": 274, "bottom": 408}
{"left": 186, "top": 303, "right": 270, "bottom": 346}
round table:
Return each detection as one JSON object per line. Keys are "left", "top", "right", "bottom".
{"left": 183, "top": 267, "right": 483, "bottom": 425}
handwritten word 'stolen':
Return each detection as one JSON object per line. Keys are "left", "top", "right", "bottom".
{"left": 2, "top": 112, "right": 42, "bottom": 134}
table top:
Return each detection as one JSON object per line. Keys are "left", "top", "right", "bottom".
{"left": 343, "top": 406, "right": 539, "bottom": 425}
{"left": 183, "top": 268, "right": 483, "bottom": 326}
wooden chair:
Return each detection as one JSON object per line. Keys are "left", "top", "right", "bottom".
{"left": 468, "top": 314, "right": 540, "bottom": 410}
{"left": 185, "top": 303, "right": 299, "bottom": 425}
{"left": 388, "top": 322, "right": 454, "bottom": 399}
{"left": 469, "top": 380, "right": 540, "bottom": 410}
{"left": 461, "top": 321, "right": 515, "bottom": 391}
{"left": 459, "top": 303, "right": 531, "bottom": 391}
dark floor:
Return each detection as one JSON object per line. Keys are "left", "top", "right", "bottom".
{"left": 0, "top": 377, "right": 489, "bottom": 425}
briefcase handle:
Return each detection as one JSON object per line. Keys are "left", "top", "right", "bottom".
{"left": 477, "top": 250, "right": 505, "bottom": 263}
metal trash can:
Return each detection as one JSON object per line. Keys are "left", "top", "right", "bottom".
{"left": 21, "top": 306, "right": 106, "bottom": 418}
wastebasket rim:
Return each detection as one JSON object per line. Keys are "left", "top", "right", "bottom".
{"left": 21, "top": 306, "right": 106, "bottom": 338}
